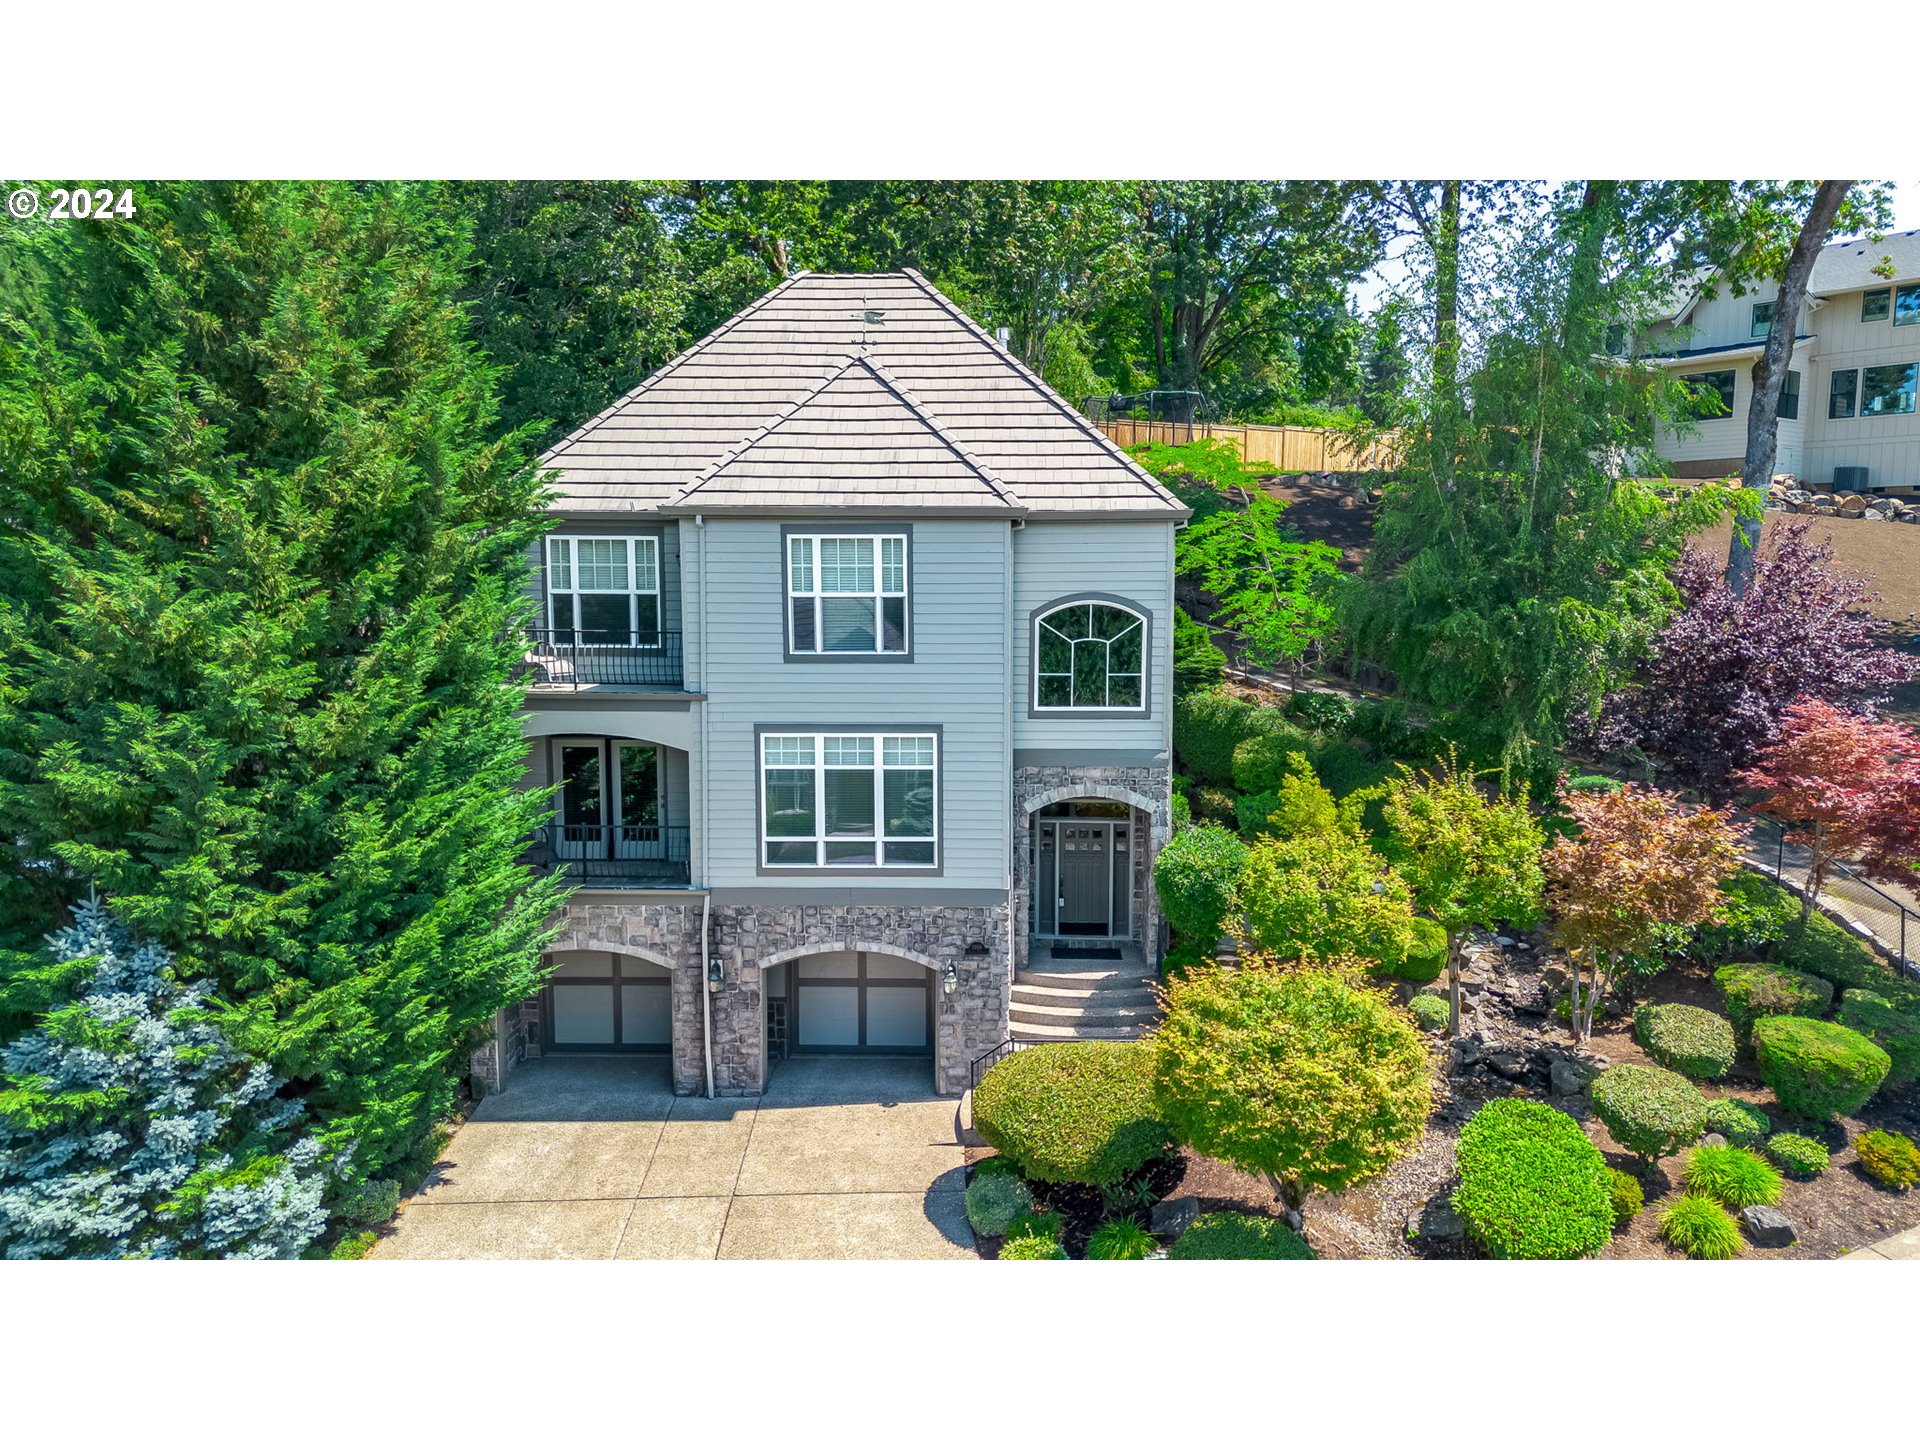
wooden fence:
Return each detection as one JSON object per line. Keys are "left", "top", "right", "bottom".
{"left": 1096, "top": 417, "right": 1401, "bottom": 473}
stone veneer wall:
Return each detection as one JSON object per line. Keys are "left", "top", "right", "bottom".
{"left": 1012, "top": 764, "right": 1173, "bottom": 976}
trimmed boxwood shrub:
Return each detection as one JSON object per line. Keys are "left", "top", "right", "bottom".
{"left": 1381, "top": 917, "right": 1449, "bottom": 985}
{"left": 963, "top": 1171, "right": 1031, "bottom": 1237}
{"left": 1713, "top": 963, "right": 1833, "bottom": 1037}
{"left": 1451, "top": 1099, "right": 1614, "bottom": 1259}
{"left": 1408, "top": 993, "right": 1450, "bottom": 1032}
{"left": 1766, "top": 1132, "right": 1830, "bottom": 1177}
{"left": 1607, "top": 1167, "right": 1645, "bottom": 1228}
{"left": 1854, "top": 1129, "right": 1920, "bottom": 1191}
{"left": 1705, "top": 1098, "right": 1771, "bottom": 1148}
{"left": 1775, "top": 909, "right": 1918, "bottom": 1001}
{"left": 1231, "top": 727, "right": 1317, "bottom": 796}
{"left": 1085, "top": 1219, "right": 1157, "bottom": 1260}
{"left": 1634, "top": 1003, "right": 1737, "bottom": 1079}
{"left": 1004, "top": 1208, "right": 1062, "bottom": 1243}
{"left": 1658, "top": 1194, "right": 1745, "bottom": 1259}
{"left": 1837, "top": 989, "right": 1920, "bottom": 1090}
{"left": 1153, "top": 824, "right": 1249, "bottom": 952}
{"left": 1175, "top": 691, "right": 1297, "bottom": 786}
{"left": 1590, "top": 1064, "right": 1710, "bottom": 1166}
{"left": 1752, "top": 1016, "right": 1890, "bottom": 1121}
{"left": 1168, "top": 1212, "right": 1316, "bottom": 1260}
{"left": 972, "top": 1041, "right": 1172, "bottom": 1187}
{"left": 998, "top": 1234, "right": 1068, "bottom": 1259}
{"left": 1684, "top": 1145, "right": 1783, "bottom": 1208}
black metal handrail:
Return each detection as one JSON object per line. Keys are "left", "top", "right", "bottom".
{"left": 527, "top": 823, "right": 692, "bottom": 887}
{"left": 523, "top": 629, "right": 684, "bottom": 688}
{"left": 1750, "top": 816, "right": 1915, "bottom": 981}
{"left": 969, "top": 1036, "right": 1064, "bottom": 1091}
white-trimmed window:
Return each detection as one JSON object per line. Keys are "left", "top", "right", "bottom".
{"left": 786, "top": 534, "right": 908, "bottom": 655}
{"left": 761, "top": 732, "right": 936, "bottom": 868}
{"left": 547, "top": 536, "right": 659, "bottom": 647}
{"left": 1034, "top": 600, "right": 1147, "bottom": 711}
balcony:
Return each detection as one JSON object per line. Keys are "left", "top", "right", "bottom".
{"left": 523, "top": 629, "right": 684, "bottom": 690}
{"left": 527, "top": 822, "right": 693, "bottom": 889}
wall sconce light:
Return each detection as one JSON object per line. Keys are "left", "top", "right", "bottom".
{"left": 707, "top": 954, "right": 724, "bottom": 993}
{"left": 942, "top": 958, "right": 959, "bottom": 996}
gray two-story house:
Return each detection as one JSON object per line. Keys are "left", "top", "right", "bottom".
{"left": 471, "top": 270, "right": 1186, "bottom": 1099}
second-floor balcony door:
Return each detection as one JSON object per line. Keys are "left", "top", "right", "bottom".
{"left": 613, "top": 743, "right": 664, "bottom": 860}
{"left": 556, "top": 740, "right": 666, "bottom": 861}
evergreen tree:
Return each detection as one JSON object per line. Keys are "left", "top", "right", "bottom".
{"left": 0, "top": 182, "right": 564, "bottom": 1182}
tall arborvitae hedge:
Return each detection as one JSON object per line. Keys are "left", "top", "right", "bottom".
{"left": 0, "top": 182, "right": 564, "bottom": 1182}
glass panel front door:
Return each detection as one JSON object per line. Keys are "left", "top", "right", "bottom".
{"left": 1058, "top": 824, "right": 1112, "bottom": 933}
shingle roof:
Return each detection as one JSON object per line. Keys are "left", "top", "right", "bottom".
{"left": 540, "top": 269, "right": 1185, "bottom": 518}
{"left": 1811, "top": 229, "right": 1920, "bottom": 295}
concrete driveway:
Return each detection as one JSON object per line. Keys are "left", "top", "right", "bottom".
{"left": 371, "top": 1056, "right": 975, "bottom": 1260}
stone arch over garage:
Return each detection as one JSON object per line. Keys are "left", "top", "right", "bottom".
{"left": 762, "top": 939, "right": 942, "bottom": 973}
{"left": 756, "top": 940, "right": 950, "bottom": 1095}
{"left": 545, "top": 935, "right": 681, "bottom": 971}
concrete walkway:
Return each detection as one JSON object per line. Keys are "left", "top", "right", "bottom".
{"left": 1838, "top": 1223, "right": 1920, "bottom": 1261}
{"left": 371, "top": 1056, "right": 975, "bottom": 1260}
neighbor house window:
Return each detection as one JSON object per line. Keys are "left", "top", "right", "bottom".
{"left": 1862, "top": 288, "right": 1891, "bottom": 322}
{"left": 1034, "top": 599, "right": 1147, "bottom": 711}
{"left": 547, "top": 536, "right": 659, "bottom": 646}
{"left": 1750, "top": 300, "right": 1775, "bottom": 338}
{"left": 1829, "top": 369, "right": 1859, "bottom": 419}
{"left": 1896, "top": 283, "right": 1920, "bottom": 327}
{"left": 1861, "top": 362, "right": 1919, "bottom": 416}
{"left": 761, "top": 732, "right": 936, "bottom": 868}
{"left": 786, "top": 533, "right": 908, "bottom": 655}
{"left": 1777, "top": 369, "right": 1801, "bottom": 420}
{"left": 1684, "top": 370, "right": 1736, "bottom": 419}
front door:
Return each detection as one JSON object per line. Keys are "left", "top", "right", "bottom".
{"left": 1057, "top": 823, "right": 1112, "bottom": 934}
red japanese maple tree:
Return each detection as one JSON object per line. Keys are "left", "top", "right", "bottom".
{"left": 1737, "top": 696, "right": 1920, "bottom": 916}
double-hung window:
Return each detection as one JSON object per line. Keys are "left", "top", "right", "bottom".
{"left": 1861, "top": 363, "right": 1919, "bottom": 417}
{"left": 761, "top": 732, "right": 937, "bottom": 868}
{"left": 1829, "top": 369, "right": 1859, "bottom": 420}
{"left": 1750, "top": 300, "right": 1775, "bottom": 338}
{"left": 547, "top": 536, "right": 659, "bottom": 647}
{"left": 1776, "top": 369, "right": 1801, "bottom": 420}
{"left": 786, "top": 533, "right": 908, "bottom": 655}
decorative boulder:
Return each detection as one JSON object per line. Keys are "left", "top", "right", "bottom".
{"left": 1739, "top": 1205, "right": 1797, "bottom": 1248}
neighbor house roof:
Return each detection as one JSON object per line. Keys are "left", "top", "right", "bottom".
{"left": 540, "top": 269, "right": 1185, "bottom": 519}
{"left": 1645, "top": 335, "right": 1816, "bottom": 366}
{"left": 1810, "top": 228, "right": 1920, "bottom": 295}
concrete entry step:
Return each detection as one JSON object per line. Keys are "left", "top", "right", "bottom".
{"left": 1009, "top": 1019, "right": 1152, "bottom": 1041}
{"left": 1012, "top": 968, "right": 1150, "bottom": 991}
{"left": 1011, "top": 983, "right": 1157, "bottom": 1010}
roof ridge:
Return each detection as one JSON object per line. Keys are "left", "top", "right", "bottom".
{"left": 541, "top": 270, "right": 816, "bottom": 464}
{"left": 896, "top": 268, "right": 1182, "bottom": 513}
{"left": 667, "top": 353, "right": 851, "bottom": 504}
{"left": 853, "top": 355, "right": 1020, "bottom": 507}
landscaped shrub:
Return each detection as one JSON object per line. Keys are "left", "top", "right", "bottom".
{"left": 1837, "top": 989, "right": 1920, "bottom": 1090}
{"left": 1238, "top": 821, "right": 1418, "bottom": 970}
{"left": 972, "top": 1042, "right": 1172, "bottom": 1187}
{"left": 1634, "top": 1003, "right": 1737, "bottom": 1079}
{"left": 1004, "top": 1208, "right": 1063, "bottom": 1243}
{"left": 1705, "top": 1098, "right": 1771, "bottom": 1148}
{"left": 1231, "top": 727, "right": 1316, "bottom": 796}
{"left": 1854, "top": 1129, "right": 1920, "bottom": 1191}
{"left": 1684, "top": 1145, "right": 1783, "bottom": 1209}
{"left": 1175, "top": 692, "right": 1297, "bottom": 786}
{"left": 1173, "top": 609, "right": 1228, "bottom": 697}
{"left": 1775, "top": 910, "right": 1919, "bottom": 1002}
{"left": 0, "top": 903, "right": 337, "bottom": 1260}
{"left": 1284, "top": 690, "right": 1360, "bottom": 732}
{"left": 970, "top": 1154, "right": 1024, "bottom": 1181}
{"left": 1085, "top": 1219, "right": 1157, "bottom": 1259}
{"left": 1752, "top": 1016, "right": 1891, "bottom": 1121}
{"left": 1713, "top": 962, "right": 1834, "bottom": 1037}
{"left": 1590, "top": 1064, "right": 1709, "bottom": 1167}
{"left": 1191, "top": 786, "right": 1241, "bottom": 830}
{"left": 964, "top": 1171, "right": 1033, "bottom": 1237}
{"left": 1607, "top": 1167, "right": 1645, "bottom": 1227}
{"left": 998, "top": 1234, "right": 1068, "bottom": 1260}
{"left": 1170, "top": 790, "right": 1192, "bottom": 830}
{"left": 1311, "top": 741, "right": 1394, "bottom": 800}
{"left": 1380, "top": 917, "right": 1449, "bottom": 984}
{"left": 1658, "top": 1194, "right": 1745, "bottom": 1259}
{"left": 1153, "top": 824, "right": 1249, "bottom": 952}
{"left": 1168, "top": 1212, "right": 1316, "bottom": 1260}
{"left": 1564, "top": 772, "right": 1625, "bottom": 796}
{"left": 1451, "top": 1099, "right": 1614, "bottom": 1259}
{"left": 1766, "top": 1132, "right": 1830, "bottom": 1177}
{"left": 1688, "top": 870, "right": 1798, "bottom": 964}
{"left": 1408, "top": 993, "right": 1450, "bottom": 1032}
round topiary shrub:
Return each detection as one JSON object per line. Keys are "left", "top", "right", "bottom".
{"left": 1381, "top": 917, "right": 1449, "bottom": 984}
{"left": 1167, "top": 1212, "right": 1316, "bottom": 1260}
{"left": 1705, "top": 1097, "right": 1770, "bottom": 1148}
{"left": 1408, "top": 993, "right": 1450, "bottom": 1032}
{"left": 1590, "top": 1064, "right": 1710, "bottom": 1167}
{"left": 1713, "top": 962, "right": 1833, "bottom": 1038}
{"left": 1658, "top": 1194, "right": 1744, "bottom": 1259}
{"left": 1683, "top": 1145, "right": 1783, "bottom": 1209}
{"left": 1085, "top": 1219, "right": 1156, "bottom": 1260}
{"left": 1153, "top": 824, "right": 1249, "bottom": 952}
{"left": 1004, "top": 1209, "right": 1062, "bottom": 1243}
{"left": 963, "top": 1171, "right": 1032, "bottom": 1237}
{"left": 1766, "top": 1132, "right": 1830, "bottom": 1177}
{"left": 1451, "top": 1099, "right": 1614, "bottom": 1259}
{"left": 1633, "top": 1003, "right": 1737, "bottom": 1080}
{"left": 998, "top": 1234, "right": 1068, "bottom": 1259}
{"left": 1854, "top": 1129, "right": 1920, "bottom": 1191}
{"left": 1607, "top": 1167, "right": 1644, "bottom": 1228}
{"left": 972, "top": 1040, "right": 1173, "bottom": 1187}
{"left": 1752, "top": 1016, "right": 1891, "bottom": 1121}
{"left": 1836, "top": 989, "right": 1920, "bottom": 1091}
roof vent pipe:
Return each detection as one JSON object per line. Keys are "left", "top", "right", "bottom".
{"left": 994, "top": 326, "right": 1011, "bottom": 349}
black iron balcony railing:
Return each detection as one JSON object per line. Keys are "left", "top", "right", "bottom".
{"left": 523, "top": 629, "right": 684, "bottom": 689}
{"left": 527, "top": 823, "right": 693, "bottom": 888}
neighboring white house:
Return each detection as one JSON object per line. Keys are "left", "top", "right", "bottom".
{"left": 1642, "top": 229, "right": 1920, "bottom": 492}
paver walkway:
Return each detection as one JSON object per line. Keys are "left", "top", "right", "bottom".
{"left": 1838, "top": 1222, "right": 1920, "bottom": 1261}
{"left": 372, "top": 1056, "right": 975, "bottom": 1260}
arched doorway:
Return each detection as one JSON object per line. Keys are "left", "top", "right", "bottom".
{"left": 1031, "top": 800, "right": 1137, "bottom": 941}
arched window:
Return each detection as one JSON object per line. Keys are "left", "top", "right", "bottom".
{"left": 1033, "top": 599, "right": 1147, "bottom": 711}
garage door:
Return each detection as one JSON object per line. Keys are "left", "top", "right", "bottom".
{"left": 786, "top": 952, "right": 932, "bottom": 1055}
{"left": 543, "top": 950, "right": 671, "bottom": 1053}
